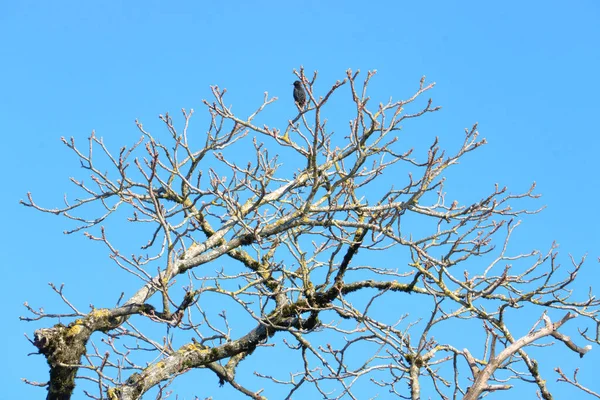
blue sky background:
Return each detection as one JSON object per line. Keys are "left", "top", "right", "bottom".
{"left": 1, "top": 1, "right": 599, "bottom": 399}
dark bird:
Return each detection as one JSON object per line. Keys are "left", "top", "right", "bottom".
{"left": 293, "top": 80, "right": 306, "bottom": 109}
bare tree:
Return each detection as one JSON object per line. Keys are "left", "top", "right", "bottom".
{"left": 22, "top": 68, "right": 599, "bottom": 400}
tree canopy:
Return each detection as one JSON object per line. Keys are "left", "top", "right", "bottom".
{"left": 22, "top": 69, "right": 599, "bottom": 400}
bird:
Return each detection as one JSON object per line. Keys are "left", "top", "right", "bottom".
{"left": 293, "top": 80, "right": 306, "bottom": 109}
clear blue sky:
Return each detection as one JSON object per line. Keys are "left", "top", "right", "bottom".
{"left": 2, "top": 1, "right": 599, "bottom": 398}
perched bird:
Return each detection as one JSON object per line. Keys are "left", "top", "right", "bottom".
{"left": 293, "top": 80, "right": 306, "bottom": 109}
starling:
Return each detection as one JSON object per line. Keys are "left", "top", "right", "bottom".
{"left": 293, "top": 80, "right": 306, "bottom": 109}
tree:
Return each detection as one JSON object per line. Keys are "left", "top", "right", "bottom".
{"left": 22, "top": 68, "right": 599, "bottom": 400}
